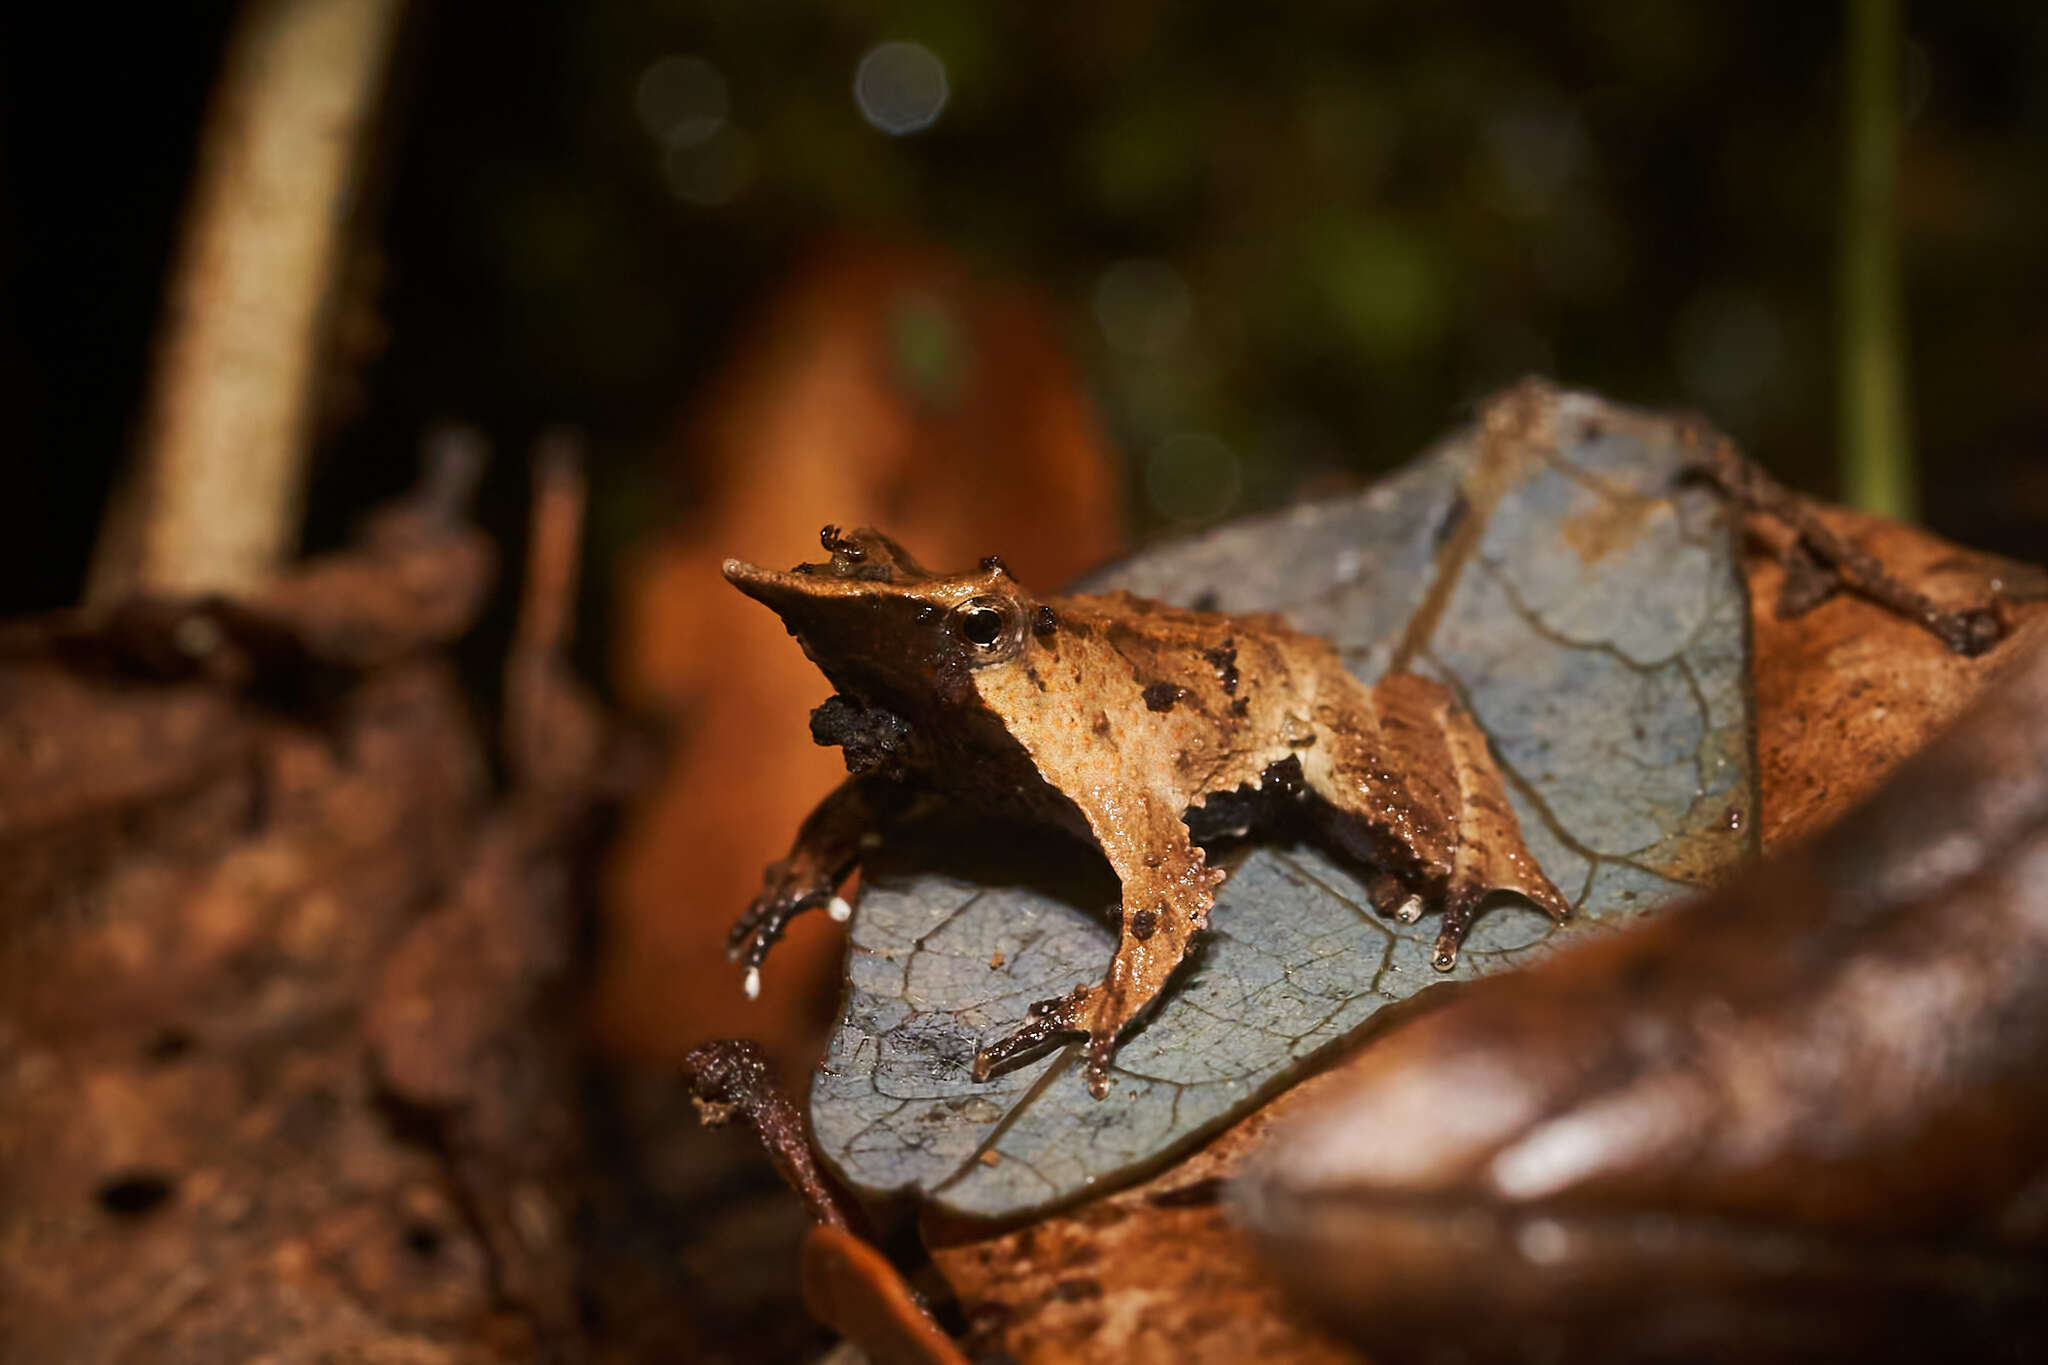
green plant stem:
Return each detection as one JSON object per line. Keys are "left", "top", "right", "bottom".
{"left": 1840, "top": 0, "right": 1916, "bottom": 520}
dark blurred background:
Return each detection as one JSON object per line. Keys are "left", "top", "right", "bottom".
{"left": 3, "top": 0, "right": 2045, "bottom": 617}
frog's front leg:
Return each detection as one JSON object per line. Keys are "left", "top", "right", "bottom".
{"left": 973, "top": 804, "right": 1219, "bottom": 1099}
{"left": 727, "top": 772, "right": 908, "bottom": 998}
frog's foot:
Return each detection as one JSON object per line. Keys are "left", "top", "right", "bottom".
{"left": 1363, "top": 867, "right": 1426, "bottom": 925}
{"left": 1428, "top": 872, "right": 1573, "bottom": 973}
{"left": 971, "top": 984, "right": 1094, "bottom": 1084}
{"left": 1688, "top": 433, "right": 2006, "bottom": 656}
{"left": 1428, "top": 890, "right": 1484, "bottom": 972}
{"left": 1768, "top": 517, "right": 2004, "bottom": 655}
{"left": 1080, "top": 1019, "right": 1126, "bottom": 1100}
{"left": 725, "top": 855, "right": 851, "bottom": 999}
{"left": 1426, "top": 697, "right": 1575, "bottom": 972}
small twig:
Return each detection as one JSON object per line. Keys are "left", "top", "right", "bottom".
{"left": 680, "top": 1040, "right": 854, "bottom": 1230}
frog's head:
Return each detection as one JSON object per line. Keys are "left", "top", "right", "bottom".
{"left": 723, "top": 525, "right": 1043, "bottom": 722}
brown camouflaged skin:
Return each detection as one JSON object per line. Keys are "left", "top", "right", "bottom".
{"left": 725, "top": 528, "right": 1568, "bottom": 1098}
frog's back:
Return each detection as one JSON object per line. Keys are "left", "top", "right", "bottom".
{"left": 1054, "top": 588, "right": 1356, "bottom": 717}
{"left": 1061, "top": 588, "right": 1302, "bottom": 648}
{"left": 966, "top": 587, "right": 1360, "bottom": 821}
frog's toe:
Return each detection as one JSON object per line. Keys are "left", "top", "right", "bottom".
{"left": 1363, "top": 868, "right": 1424, "bottom": 923}
{"left": 1428, "top": 890, "right": 1483, "bottom": 972}
{"left": 1429, "top": 922, "right": 1466, "bottom": 973}
{"left": 726, "top": 866, "right": 841, "bottom": 993}
{"left": 1082, "top": 1030, "right": 1121, "bottom": 1100}
{"left": 972, "top": 985, "right": 1091, "bottom": 1082}
{"left": 732, "top": 896, "right": 817, "bottom": 970}
{"left": 1428, "top": 880, "right": 1571, "bottom": 970}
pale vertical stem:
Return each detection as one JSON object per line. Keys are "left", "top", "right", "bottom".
{"left": 88, "top": 0, "right": 408, "bottom": 603}
{"left": 1839, "top": 0, "right": 1916, "bottom": 519}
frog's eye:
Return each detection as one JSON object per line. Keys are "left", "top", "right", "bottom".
{"left": 949, "top": 595, "right": 1021, "bottom": 659}
{"left": 960, "top": 606, "right": 1003, "bottom": 646}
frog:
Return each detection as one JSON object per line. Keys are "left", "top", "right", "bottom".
{"left": 722, "top": 526, "right": 1571, "bottom": 1099}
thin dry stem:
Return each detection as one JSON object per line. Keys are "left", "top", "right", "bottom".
{"left": 89, "top": 0, "right": 408, "bottom": 603}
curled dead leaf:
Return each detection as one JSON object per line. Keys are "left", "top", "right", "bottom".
{"left": 802, "top": 1223, "right": 969, "bottom": 1365}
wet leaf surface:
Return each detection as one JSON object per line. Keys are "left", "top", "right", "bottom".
{"left": 811, "top": 385, "right": 1758, "bottom": 1219}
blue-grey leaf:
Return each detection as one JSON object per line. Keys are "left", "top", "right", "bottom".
{"left": 809, "top": 386, "right": 1756, "bottom": 1220}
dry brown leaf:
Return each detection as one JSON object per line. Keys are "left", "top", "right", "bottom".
{"left": 924, "top": 506, "right": 2047, "bottom": 1365}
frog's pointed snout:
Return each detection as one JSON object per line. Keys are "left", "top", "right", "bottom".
{"left": 724, "top": 557, "right": 843, "bottom": 633}
{"left": 722, "top": 558, "right": 796, "bottom": 607}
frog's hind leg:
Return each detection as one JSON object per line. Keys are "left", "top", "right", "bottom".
{"left": 1307, "top": 671, "right": 1570, "bottom": 970}
{"left": 1427, "top": 685, "right": 1572, "bottom": 970}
